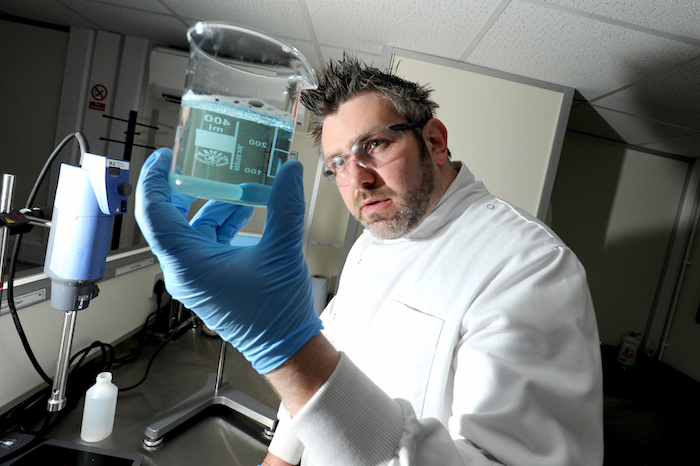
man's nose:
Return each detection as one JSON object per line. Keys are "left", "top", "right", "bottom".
{"left": 346, "top": 159, "right": 376, "bottom": 189}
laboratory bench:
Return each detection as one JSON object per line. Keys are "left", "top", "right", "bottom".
{"left": 1, "top": 322, "right": 281, "bottom": 466}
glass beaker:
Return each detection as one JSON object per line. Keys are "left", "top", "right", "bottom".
{"left": 170, "top": 22, "right": 318, "bottom": 206}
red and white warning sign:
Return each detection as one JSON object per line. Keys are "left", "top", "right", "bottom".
{"left": 89, "top": 84, "right": 108, "bottom": 111}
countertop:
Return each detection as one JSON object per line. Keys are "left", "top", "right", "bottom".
{"left": 8, "top": 323, "right": 281, "bottom": 466}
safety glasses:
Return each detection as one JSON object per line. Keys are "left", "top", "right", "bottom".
{"left": 322, "top": 121, "right": 426, "bottom": 186}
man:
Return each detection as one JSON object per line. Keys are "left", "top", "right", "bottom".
{"left": 135, "top": 57, "right": 603, "bottom": 465}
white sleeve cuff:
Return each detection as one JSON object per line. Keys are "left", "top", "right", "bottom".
{"left": 268, "top": 402, "right": 304, "bottom": 465}
{"left": 289, "top": 352, "right": 405, "bottom": 466}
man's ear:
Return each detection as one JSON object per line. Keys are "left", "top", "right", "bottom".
{"left": 422, "top": 118, "right": 449, "bottom": 165}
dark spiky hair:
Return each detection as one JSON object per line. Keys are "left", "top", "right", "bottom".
{"left": 301, "top": 55, "right": 439, "bottom": 154}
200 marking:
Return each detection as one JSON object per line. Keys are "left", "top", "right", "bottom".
{"left": 249, "top": 139, "right": 268, "bottom": 148}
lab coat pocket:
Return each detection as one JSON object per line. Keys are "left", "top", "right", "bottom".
{"left": 345, "top": 300, "right": 444, "bottom": 417}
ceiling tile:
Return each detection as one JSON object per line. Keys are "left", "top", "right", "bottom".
{"left": 117, "top": 15, "right": 189, "bottom": 49}
{"left": 305, "top": 0, "right": 503, "bottom": 59}
{"left": 548, "top": 0, "right": 700, "bottom": 41}
{"left": 83, "top": 0, "right": 169, "bottom": 14}
{"left": 60, "top": 0, "right": 188, "bottom": 47}
{"left": 320, "top": 45, "right": 382, "bottom": 68}
{"left": 3, "top": 0, "right": 699, "bottom": 160}
{"left": 1, "top": 0, "right": 99, "bottom": 29}
{"left": 284, "top": 39, "right": 322, "bottom": 70}
{"left": 160, "top": 0, "right": 312, "bottom": 42}
{"left": 466, "top": 1, "right": 700, "bottom": 99}
{"left": 594, "top": 58, "right": 700, "bottom": 131}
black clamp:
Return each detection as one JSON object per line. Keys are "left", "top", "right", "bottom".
{"left": 0, "top": 208, "right": 52, "bottom": 235}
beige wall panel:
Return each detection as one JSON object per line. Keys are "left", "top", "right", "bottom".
{"left": 393, "top": 55, "right": 566, "bottom": 217}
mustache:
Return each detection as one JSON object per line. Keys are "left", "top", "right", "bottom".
{"left": 353, "top": 187, "right": 396, "bottom": 208}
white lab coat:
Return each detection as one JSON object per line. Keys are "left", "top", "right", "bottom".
{"left": 269, "top": 164, "right": 604, "bottom": 465}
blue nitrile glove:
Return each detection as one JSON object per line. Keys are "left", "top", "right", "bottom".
{"left": 189, "top": 199, "right": 255, "bottom": 244}
{"left": 135, "top": 148, "right": 323, "bottom": 374}
{"left": 167, "top": 176, "right": 253, "bottom": 244}
{"left": 170, "top": 188, "right": 196, "bottom": 219}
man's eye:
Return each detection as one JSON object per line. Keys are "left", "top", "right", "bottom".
{"left": 365, "top": 138, "right": 388, "bottom": 154}
{"left": 327, "top": 156, "right": 346, "bottom": 170}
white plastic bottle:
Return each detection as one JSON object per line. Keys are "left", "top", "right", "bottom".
{"left": 617, "top": 333, "right": 641, "bottom": 367}
{"left": 80, "top": 372, "right": 118, "bottom": 442}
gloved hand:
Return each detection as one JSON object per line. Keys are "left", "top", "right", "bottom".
{"left": 167, "top": 178, "right": 253, "bottom": 244}
{"left": 189, "top": 199, "right": 255, "bottom": 244}
{"left": 135, "top": 148, "right": 322, "bottom": 374}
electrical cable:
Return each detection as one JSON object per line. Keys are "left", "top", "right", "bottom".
{"left": 1, "top": 138, "right": 186, "bottom": 441}
{"left": 0, "top": 132, "right": 96, "bottom": 433}
{"left": 111, "top": 308, "right": 161, "bottom": 367}
{"left": 3, "top": 132, "right": 89, "bottom": 386}
{"left": 119, "top": 284, "right": 167, "bottom": 362}
{"left": 0, "top": 278, "right": 179, "bottom": 438}
{"left": 118, "top": 315, "right": 182, "bottom": 393}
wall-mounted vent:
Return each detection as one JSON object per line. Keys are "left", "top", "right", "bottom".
{"left": 148, "top": 47, "right": 188, "bottom": 105}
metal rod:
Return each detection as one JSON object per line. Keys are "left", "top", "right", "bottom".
{"left": 214, "top": 339, "right": 227, "bottom": 396}
{"left": 101, "top": 113, "right": 159, "bottom": 130}
{"left": 1, "top": 174, "right": 16, "bottom": 295}
{"left": 0, "top": 174, "right": 14, "bottom": 212}
{"left": 21, "top": 214, "right": 52, "bottom": 228}
{"left": 47, "top": 310, "right": 78, "bottom": 412}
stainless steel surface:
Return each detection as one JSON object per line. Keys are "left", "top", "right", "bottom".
{"left": 47, "top": 311, "right": 78, "bottom": 412}
{"left": 143, "top": 339, "right": 277, "bottom": 447}
{"left": 46, "top": 327, "right": 280, "bottom": 465}
{"left": 143, "top": 373, "right": 277, "bottom": 444}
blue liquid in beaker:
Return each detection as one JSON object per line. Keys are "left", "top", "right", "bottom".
{"left": 171, "top": 95, "right": 294, "bottom": 206}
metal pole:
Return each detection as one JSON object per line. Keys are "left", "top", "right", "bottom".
{"left": 1, "top": 174, "right": 16, "bottom": 298}
{"left": 47, "top": 310, "right": 78, "bottom": 412}
{"left": 214, "top": 339, "right": 227, "bottom": 396}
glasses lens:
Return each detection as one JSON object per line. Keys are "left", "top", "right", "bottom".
{"left": 354, "top": 127, "right": 406, "bottom": 160}
{"left": 322, "top": 168, "right": 339, "bottom": 186}
{"left": 324, "top": 123, "right": 415, "bottom": 186}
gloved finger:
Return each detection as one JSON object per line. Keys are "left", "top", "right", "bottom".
{"left": 190, "top": 200, "right": 255, "bottom": 244}
{"left": 171, "top": 189, "right": 196, "bottom": 218}
{"left": 259, "top": 160, "right": 306, "bottom": 256}
{"left": 163, "top": 148, "right": 197, "bottom": 217}
{"left": 135, "top": 149, "right": 211, "bottom": 254}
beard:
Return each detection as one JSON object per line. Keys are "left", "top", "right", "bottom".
{"left": 356, "top": 143, "right": 439, "bottom": 240}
